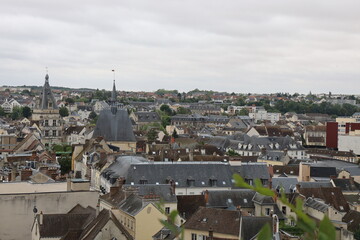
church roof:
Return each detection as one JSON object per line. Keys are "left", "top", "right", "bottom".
{"left": 93, "top": 108, "right": 136, "bottom": 142}
{"left": 40, "top": 74, "right": 58, "bottom": 110}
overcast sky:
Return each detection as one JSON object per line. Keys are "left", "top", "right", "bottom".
{"left": 0, "top": 1, "right": 359, "bottom": 94}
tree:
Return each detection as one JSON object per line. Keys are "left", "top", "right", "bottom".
{"left": 160, "top": 104, "right": 174, "bottom": 116}
{"left": 22, "top": 106, "right": 32, "bottom": 118}
{"left": 238, "top": 108, "right": 249, "bottom": 116}
{"left": 11, "top": 106, "right": 22, "bottom": 120}
{"left": 65, "top": 98, "right": 75, "bottom": 105}
{"left": 172, "top": 129, "right": 178, "bottom": 138}
{"left": 59, "top": 107, "right": 69, "bottom": 117}
{"left": 89, "top": 111, "right": 97, "bottom": 120}
{"left": 176, "top": 107, "right": 191, "bottom": 115}
{"left": 146, "top": 128, "right": 159, "bottom": 142}
{"left": 0, "top": 107, "right": 5, "bottom": 116}
{"left": 58, "top": 156, "right": 71, "bottom": 175}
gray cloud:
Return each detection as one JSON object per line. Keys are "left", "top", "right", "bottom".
{"left": 0, "top": 0, "right": 359, "bottom": 94}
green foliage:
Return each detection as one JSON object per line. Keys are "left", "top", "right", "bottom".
{"left": 22, "top": 106, "right": 32, "bottom": 118}
{"left": 238, "top": 108, "right": 249, "bottom": 116}
{"left": 89, "top": 111, "right": 97, "bottom": 120}
{"left": 155, "top": 89, "right": 178, "bottom": 96}
{"left": 58, "top": 156, "right": 71, "bottom": 175}
{"left": 233, "top": 174, "right": 336, "bottom": 240}
{"left": 59, "top": 107, "right": 69, "bottom": 117}
{"left": 354, "top": 228, "right": 360, "bottom": 240}
{"left": 0, "top": 107, "right": 5, "bottom": 116}
{"left": 227, "top": 149, "right": 239, "bottom": 156}
{"left": 160, "top": 104, "right": 174, "bottom": 116}
{"left": 146, "top": 128, "right": 159, "bottom": 142}
{"left": 11, "top": 106, "right": 22, "bottom": 120}
{"left": 176, "top": 107, "right": 191, "bottom": 115}
{"left": 65, "top": 98, "right": 75, "bottom": 105}
{"left": 172, "top": 129, "right": 178, "bottom": 138}
{"left": 257, "top": 223, "right": 272, "bottom": 240}
{"left": 272, "top": 100, "right": 359, "bottom": 116}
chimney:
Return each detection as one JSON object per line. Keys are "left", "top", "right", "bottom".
{"left": 110, "top": 186, "right": 119, "bottom": 197}
{"left": 204, "top": 190, "right": 209, "bottom": 204}
{"left": 96, "top": 202, "right": 100, "bottom": 217}
{"left": 208, "top": 227, "right": 214, "bottom": 240}
{"left": 39, "top": 211, "right": 43, "bottom": 225}
{"left": 170, "top": 180, "right": 176, "bottom": 195}
{"left": 117, "top": 177, "right": 125, "bottom": 189}
{"left": 261, "top": 147, "right": 266, "bottom": 155}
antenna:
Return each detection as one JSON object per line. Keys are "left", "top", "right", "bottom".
{"left": 112, "top": 69, "right": 115, "bottom": 81}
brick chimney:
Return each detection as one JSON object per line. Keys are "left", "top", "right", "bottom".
{"left": 204, "top": 190, "right": 209, "bottom": 204}
{"left": 208, "top": 227, "right": 213, "bottom": 240}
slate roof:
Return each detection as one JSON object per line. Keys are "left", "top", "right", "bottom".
{"left": 39, "top": 74, "right": 58, "bottom": 110}
{"left": 134, "top": 184, "right": 177, "bottom": 202}
{"left": 101, "top": 155, "right": 147, "bottom": 185}
{"left": 118, "top": 194, "right": 153, "bottom": 216}
{"left": 93, "top": 108, "right": 136, "bottom": 142}
{"left": 304, "top": 197, "right": 329, "bottom": 212}
{"left": 177, "top": 195, "right": 206, "bottom": 220}
{"left": 206, "top": 189, "right": 256, "bottom": 209}
{"left": 297, "top": 182, "right": 333, "bottom": 189}
{"left": 343, "top": 166, "right": 360, "bottom": 176}
{"left": 343, "top": 210, "right": 360, "bottom": 232}
{"left": 240, "top": 216, "right": 273, "bottom": 240}
{"left": 310, "top": 166, "right": 337, "bottom": 178}
{"left": 79, "top": 209, "right": 133, "bottom": 240}
{"left": 252, "top": 193, "right": 275, "bottom": 205}
{"left": 230, "top": 163, "right": 270, "bottom": 181}
{"left": 332, "top": 179, "right": 360, "bottom": 192}
{"left": 272, "top": 177, "right": 298, "bottom": 194}
{"left": 184, "top": 207, "right": 241, "bottom": 236}
{"left": 37, "top": 213, "right": 93, "bottom": 238}
{"left": 153, "top": 226, "right": 180, "bottom": 240}
{"left": 298, "top": 187, "right": 349, "bottom": 212}
{"left": 134, "top": 111, "right": 161, "bottom": 122}
{"left": 125, "top": 162, "right": 233, "bottom": 188}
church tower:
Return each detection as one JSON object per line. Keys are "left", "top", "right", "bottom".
{"left": 39, "top": 74, "right": 58, "bottom": 110}
{"left": 32, "top": 73, "right": 63, "bottom": 146}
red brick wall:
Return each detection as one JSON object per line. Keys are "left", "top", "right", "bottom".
{"left": 326, "top": 122, "right": 338, "bottom": 149}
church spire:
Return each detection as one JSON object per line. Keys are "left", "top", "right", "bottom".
{"left": 39, "top": 72, "right": 58, "bottom": 110}
{"left": 111, "top": 79, "right": 116, "bottom": 102}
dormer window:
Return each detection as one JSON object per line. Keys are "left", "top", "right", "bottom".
{"left": 209, "top": 177, "right": 217, "bottom": 187}
{"left": 187, "top": 177, "right": 195, "bottom": 187}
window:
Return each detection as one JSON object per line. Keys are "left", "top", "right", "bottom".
{"left": 45, "top": 130, "right": 49, "bottom": 137}
{"left": 191, "top": 233, "right": 197, "bottom": 240}
{"left": 282, "top": 206, "right": 286, "bottom": 214}
{"left": 53, "top": 120, "right": 56, "bottom": 126}
{"left": 52, "top": 130, "right": 57, "bottom": 136}
{"left": 265, "top": 208, "right": 271, "bottom": 216}
{"left": 290, "top": 220, "right": 295, "bottom": 226}
{"left": 44, "top": 120, "right": 49, "bottom": 126}
{"left": 165, "top": 207, "right": 170, "bottom": 214}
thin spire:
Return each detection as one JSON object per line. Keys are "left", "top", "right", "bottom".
{"left": 111, "top": 70, "right": 116, "bottom": 102}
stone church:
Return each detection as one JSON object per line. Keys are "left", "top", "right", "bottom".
{"left": 31, "top": 74, "right": 63, "bottom": 146}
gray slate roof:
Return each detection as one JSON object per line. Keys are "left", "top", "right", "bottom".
{"left": 305, "top": 197, "right": 329, "bottom": 212}
{"left": 230, "top": 163, "right": 270, "bottom": 180}
{"left": 272, "top": 177, "right": 298, "bottom": 194}
{"left": 39, "top": 74, "right": 58, "bottom": 110}
{"left": 101, "top": 156, "right": 147, "bottom": 184}
{"left": 118, "top": 194, "right": 152, "bottom": 216}
{"left": 93, "top": 108, "right": 136, "bottom": 142}
{"left": 126, "top": 162, "right": 233, "bottom": 188}
{"left": 206, "top": 189, "right": 256, "bottom": 209}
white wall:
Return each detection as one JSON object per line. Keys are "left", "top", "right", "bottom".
{"left": 0, "top": 191, "right": 99, "bottom": 240}
{"left": 338, "top": 135, "right": 360, "bottom": 155}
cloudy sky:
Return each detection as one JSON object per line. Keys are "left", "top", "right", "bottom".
{"left": 0, "top": 1, "right": 359, "bottom": 94}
